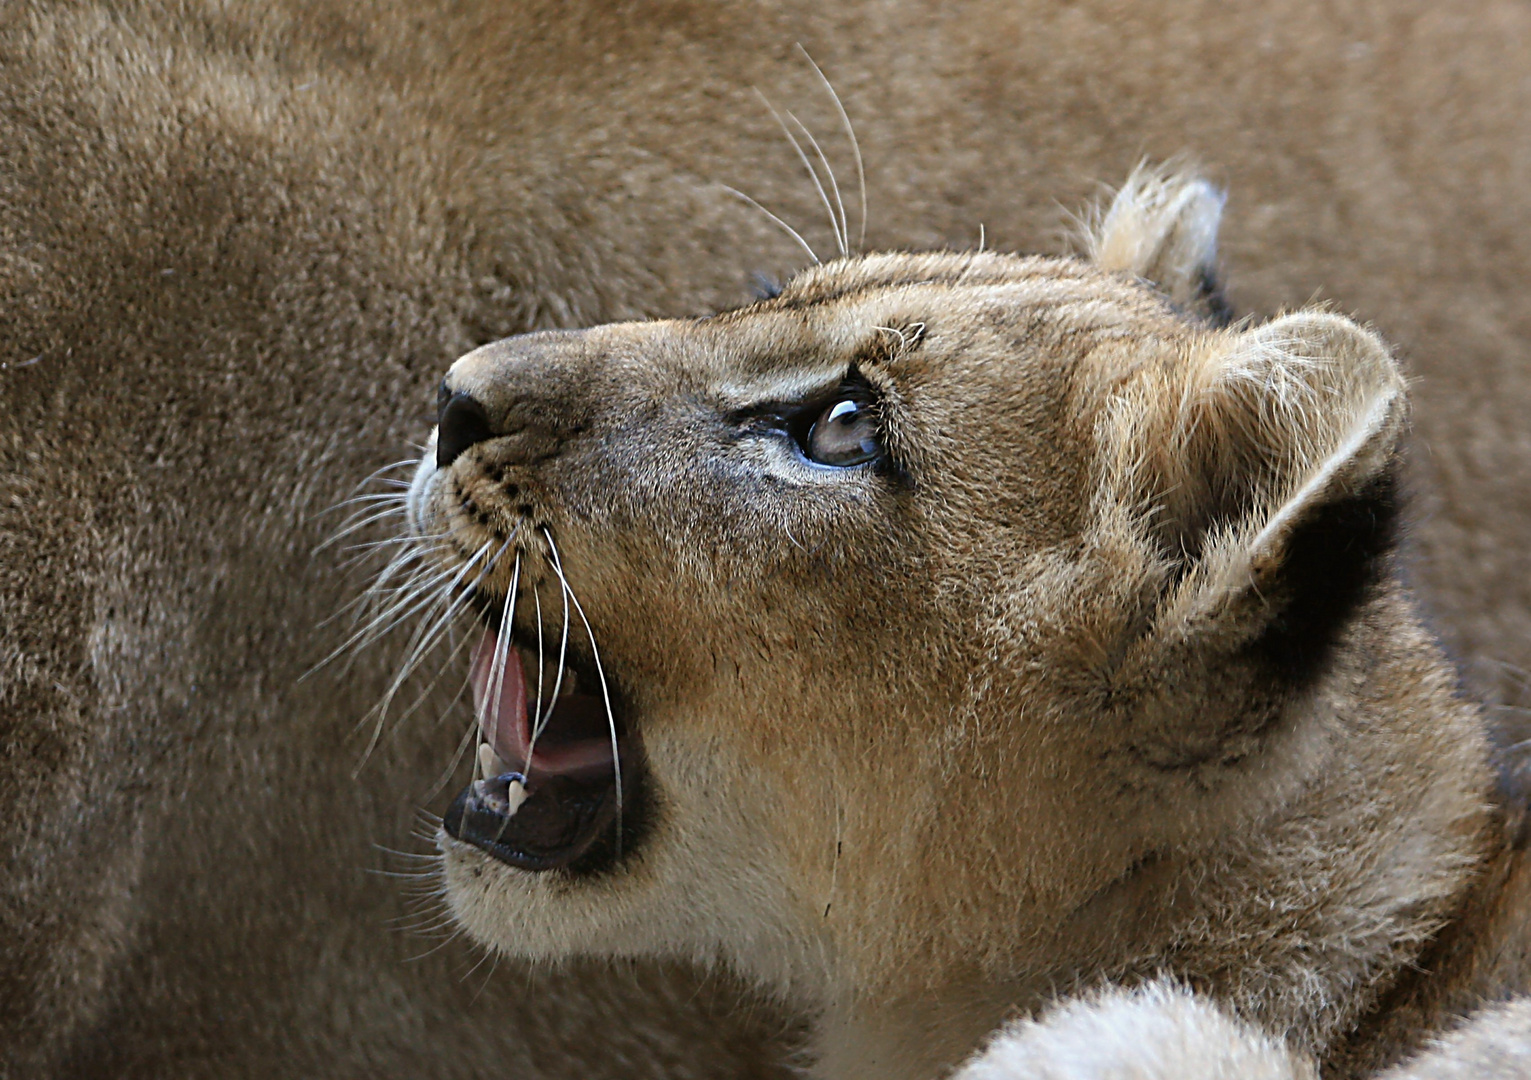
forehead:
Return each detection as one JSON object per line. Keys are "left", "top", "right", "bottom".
{"left": 671, "top": 253, "right": 1189, "bottom": 395}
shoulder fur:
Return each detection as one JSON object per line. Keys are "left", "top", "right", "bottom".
{"left": 955, "top": 982, "right": 1316, "bottom": 1080}
{"left": 952, "top": 986, "right": 1531, "bottom": 1080}
{"left": 1379, "top": 999, "right": 1531, "bottom": 1080}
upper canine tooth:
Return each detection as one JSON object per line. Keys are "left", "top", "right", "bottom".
{"left": 477, "top": 743, "right": 510, "bottom": 780}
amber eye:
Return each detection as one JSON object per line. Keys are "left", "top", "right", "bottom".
{"left": 803, "top": 397, "right": 881, "bottom": 467}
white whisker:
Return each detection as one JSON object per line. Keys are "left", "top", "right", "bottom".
{"left": 402, "top": 926, "right": 470, "bottom": 963}
{"left": 459, "top": 939, "right": 498, "bottom": 985}
{"left": 310, "top": 551, "right": 465, "bottom": 674}
{"left": 347, "top": 458, "right": 423, "bottom": 494}
{"left": 532, "top": 584, "right": 546, "bottom": 748}
{"left": 529, "top": 553, "right": 571, "bottom": 757}
{"left": 544, "top": 529, "right": 623, "bottom": 860}
{"left": 336, "top": 538, "right": 440, "bottom": 613}
{"left": 353, "top": 538, "right": 503, "bottom": 776}
{"left": 314, "top": 504, "right": 411, "bottom": 554}
{"left": 367, "top": 867, "right": 441, "bottom": 881}
{"left": 720, "top": 185, "right": 821, "bottom": 266}
{"left": 782, "top": 105, "right": 848, "bottom": 257}
{"left": 756, "top": 89, "right": 845, "bottom": 259}
{"left": 467, "top": 949, "right": 503, "bottom": 1004}
{"left": 482, "top": 553, "right": 522, "bottom": 777}
{"left": 388, "top": 623, "right": 476, "bottom": 737}
{"left": 320, "top": 491, "right": 412, "bottom": 514}
{"left": 337, "top": 534, "right": 433, "bottom": 559}
{"left": 796, "top": 44, "right": 867, "bottom": 251}
{"left": 362, "top": 539, "right": 498, "bottom": 721}
{"left": 428, "top": 684, "right": 482, "bottom": 801}
{"left": 374, "top": 843, "right": 443, "bottom": 863}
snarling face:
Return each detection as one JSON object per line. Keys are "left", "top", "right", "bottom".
{"left": 400, "top": 249, "right": 1404, "bottom": 1001}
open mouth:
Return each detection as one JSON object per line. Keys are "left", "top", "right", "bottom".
{"left": 443, "top": 620, "right": 644, "bottom": 874}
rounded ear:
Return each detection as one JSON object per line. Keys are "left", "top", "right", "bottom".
{"left": 1079, "top": 163, "right": 1229, "bottom": 325}
{"left": 1167, "top": 310, "right": 1405, "bottom": 598}
{"left": 1080, "top": 312, "right": 1407, "bottom": 783}
{"left": 1105, "top": 311, "right": 1407, "bottom": 696}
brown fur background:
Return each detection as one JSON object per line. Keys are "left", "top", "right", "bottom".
{"left": 2, "top": 0, "right": 1529, "bottom": 1076}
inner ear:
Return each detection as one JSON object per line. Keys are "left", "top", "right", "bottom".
{"left": 1080, "top": 163, "right": 1230, "bottom": 326}
{"left": 1249, "top": 457, "right": 1399, "bottom": 685}
{"left": 1133, "top": 312, "right": 1409, "bottom": 681}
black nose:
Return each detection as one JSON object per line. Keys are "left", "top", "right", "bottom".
{"left": 436, "top": 389, "right": 494, "bottom": 469}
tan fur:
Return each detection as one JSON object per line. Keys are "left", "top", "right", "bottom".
{"left": 6, "top": 0, "right": 1531, "bottom": 1076}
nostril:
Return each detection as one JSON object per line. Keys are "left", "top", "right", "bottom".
{"left": 437, "top": 391, "right": 495, "bottom": 469}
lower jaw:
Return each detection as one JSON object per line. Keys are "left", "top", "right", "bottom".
{"left": 443, "top": 740, "right": 650, "bottom": 877}
{"left": 445, "top": 770, "right": 617, "bottom": 871}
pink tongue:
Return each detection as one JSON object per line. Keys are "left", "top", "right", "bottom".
{"left": 470, "top": 627, "right": 528, "bottom": 767}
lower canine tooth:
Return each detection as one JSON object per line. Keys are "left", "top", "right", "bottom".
{"left": 503, "top": 778, "right": 528, "bottom": 817}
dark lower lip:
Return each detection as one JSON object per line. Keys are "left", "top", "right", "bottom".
{"left": 444, "top": 737, "right": 651, "bottom": 876}
{"left": 445, "top": 771, "right": 618, "bottom": 871}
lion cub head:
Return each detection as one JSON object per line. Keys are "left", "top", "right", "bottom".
{"left": 403, "top": 170, "right": 1437, "bottom": 1073}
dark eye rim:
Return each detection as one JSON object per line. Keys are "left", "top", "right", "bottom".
{"left": 732, "top": 369, "right": 889, "bottom": 472}
{"left": 789, "top": 389, "right": 882, "bottom": 470}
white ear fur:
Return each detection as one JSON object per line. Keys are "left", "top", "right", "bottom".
{"left": 1081, "top": 163, "right": 1227, "bottom": 320}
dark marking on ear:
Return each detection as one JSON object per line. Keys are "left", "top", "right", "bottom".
{"left": 750, "top": 273, "right": 784, "bottom": 300}
{"left": 1247, "top": 466, "right": 1401, "bottom": 691}
{"left": 759, "top": 282, "right": 877, "bottom": 313}
{"left": 1195, "top": 266, "right": 1234, "bottom": 329}
{"left": 1121, "top": 469, "right": 1401, "bottom": 775}
{"left": 1485, "top": 703, "right": 1531, "bottom": 848}
{"left": 697, "top": 275, "right": 786, "bottom": 318}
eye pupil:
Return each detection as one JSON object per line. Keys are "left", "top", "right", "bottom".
{"left": 804, "top": 396, "right": 881, "bottom": 467}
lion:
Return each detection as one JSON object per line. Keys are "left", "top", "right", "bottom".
{"left": 404, "top": 167, "right": 1531, "bottom": 1080}
{"left": 5, "top": 0, "right": 1531, "bottom": 1074}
